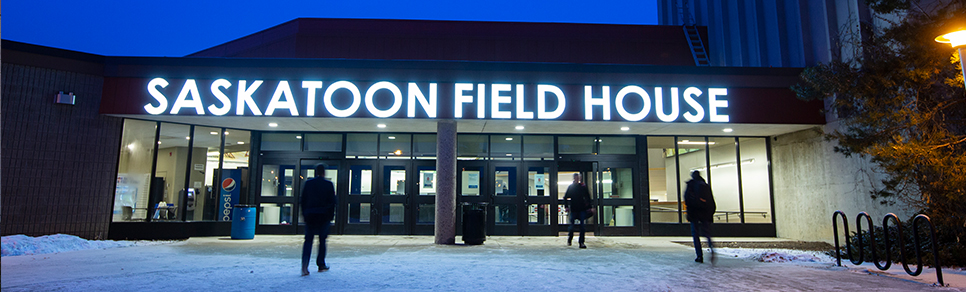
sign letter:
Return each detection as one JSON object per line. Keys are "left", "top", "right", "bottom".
{"left": 454, "top": 83, "right": 474, "bottom": 118}
{"left": 145, "top": 78, "right": 169, "bottom": 115}
{"left": 584, "top": 85, "right": 611, "bottom": 120}
{"left": 170, "top": 79, "right": 205, "bottom": 115}
{"left": 302, "top": 81, "right": 323, "bottom": 116}
{"left": 709, "top": 88, "right": 729, "bottom": 122}
{"left": 208, "top": 79, "right": 232, "bottom": 116}
{"left": 236, "top": 80, "right": 264, "bottom": 116}
{"left": 365, "top": 81, "right": 403, "bottom": 118}
{"left": 614, "top": 85, "right": 650, "bottom": 122}
{"left": 408, "top": 83, "right": 437, "bottom": 118}
{"left": 683, "top": 87, "right": 704, "bottom": 123}
{"left": 491, "top": 84, "right": 512, "bottom": 119}
{"left": 515, "top": 84, "right": 533, "bottom": 119}
{"left": 537, "top": 84, "right": 565, "bottom": 120}
{"left": 323, "top": 81, "right": 361, "bottom": 117}
{"left": 655, "top": 87, "right": 680, "bottom": 122}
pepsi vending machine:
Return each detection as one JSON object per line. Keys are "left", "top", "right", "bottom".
{"left": 219, "top": 169, "right": 242, "bottom": 221}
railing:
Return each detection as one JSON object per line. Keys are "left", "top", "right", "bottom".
{"left": 832, "top": 210, "right": 944, "bottom": 286}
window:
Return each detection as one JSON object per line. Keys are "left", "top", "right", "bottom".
{"left": 113, "top": 120, "right": 157, "bottom": 222}
{"left": 558, "top": 136, "right": 595, "bottom": 154}
{"left": 153, "top": 123, "right": 191, "bottom": 221}
{"left": 490, "top": 135, "right": 521, "bottom": 159}
{"left": 261, "top": 133, "right": 300, "bottom": 151}
{"left": 523, "top": 135, "right": 554, "bottom": 159}
{"left": 457, "top": 135, "right": 488, "bottom": 158}
{"left": 346, "top": 134, "right": 378, "bottom": 156}
{"left": 380, "top": 134, "right": 411, "bottom": 158}
{"left": 599, "top": 136, "right": 636, "bottom": 154}
{"left": 740, "top": 138, "right": 772, "bottom": 223}
{"left": 647, "top": 136, "right": 679, "bottom": 223}
{"left": 304, "top": 134, "right": 342, "bottom": 152}
{"left": 186, "top": 126, "right": 223, "bottom": 221}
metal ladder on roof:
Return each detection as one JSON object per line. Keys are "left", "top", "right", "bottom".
{"left": 684, "top": 25, "right": 710, "bottom": 66}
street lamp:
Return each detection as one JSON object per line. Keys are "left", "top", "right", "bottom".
{"left": 935, "top": 25, "right": 966, "bottom": 88}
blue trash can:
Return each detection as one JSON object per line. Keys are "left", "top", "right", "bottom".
{"left": 231, "top": 204, "right": 256, "bottom": 239}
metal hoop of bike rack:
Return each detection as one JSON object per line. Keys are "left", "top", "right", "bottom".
{"left": 832, "top": 210, "right": 945, "bottom": 286}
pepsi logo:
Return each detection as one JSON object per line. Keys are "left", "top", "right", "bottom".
{"left": 222, "top": 178, "right": 236, "bottom": 192}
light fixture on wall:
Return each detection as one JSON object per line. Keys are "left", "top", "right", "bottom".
{"left": 54, "top": 91, "right": 76, "bottom": 105}
{"left": 515, "top": 125, "right": 525, "bottom": 130}
{"left": 268, "top": 122, "right": 278, "bottom": 127}
{"left": 620, "top": 126, "right": 630, "bottom": 131}
{"left": 377, "top": 124, "right": 387, "bottom": 128}
{"left": 723, "top": 128, "right": 734, "bottom": 133}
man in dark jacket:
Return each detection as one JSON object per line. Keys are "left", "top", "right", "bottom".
{"left": 300, "top": 164, "right": 337, "bottom": 276}
{"left": 684, "top": 170, "right": 716, "bottom": 263}
{"left": 564, "top": 173, "right": 593, "bottom": 249}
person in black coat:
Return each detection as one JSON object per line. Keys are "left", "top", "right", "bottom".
{"left": 684, "top": 170, "right": 716, "bottom": 263}
{"left": 564, "top": 173, "right": 593, "bottom": 249}
{"left": 300, "top": 164, "right": 338, "bottom": 276}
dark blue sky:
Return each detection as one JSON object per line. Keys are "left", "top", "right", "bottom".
{"left": 4, "top": 0, "right": 658, "bottom": 57}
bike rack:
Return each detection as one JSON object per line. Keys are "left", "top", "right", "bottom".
{"left": 832, "top": 210, "right": 945, "bottom": 286}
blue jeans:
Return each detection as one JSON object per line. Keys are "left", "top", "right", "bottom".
{"left": 302, "top": 215, "right": 332, "bottom": 269}
{"left": 690, "top": 220, "right": 713, "bottom": 259}
{"left": 567, "top": 210, "right": 588, "bottom": 244}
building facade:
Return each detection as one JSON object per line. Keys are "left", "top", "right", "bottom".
{"left": 3, "top": 18, "right": 830, "bottom": 240}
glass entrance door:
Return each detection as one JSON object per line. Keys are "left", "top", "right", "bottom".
{"left": 378, "top": 161, "right": 409, "bottom": 234}
{"left": 598, "top": 162, "right": 639, "bottom": 235}
{"left": 413, "top": 161, "right": 437, "bottom": 235}
{"left": 524, "top": 161, "right": 556, "bottom": 235}
{"left": 257, "top": 160, "right": 297, "bottom": 234}
{"left": 457, "top": 161, "right": 487, "bottom": 235}
{"left": 297, "top": 159, "right": 341, "bottom": 234}
{"left": 490, "top": 162, "right": 522, "bottom": 235}
{"left": 344, "top": 160, "right": 376, "bottom": 234}
{"left": 556, "top": 161, "right": 597, "bottom": 235}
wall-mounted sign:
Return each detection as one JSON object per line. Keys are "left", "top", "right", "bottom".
{"left": 134, "top": 78, "right": 731, "bottom": 123}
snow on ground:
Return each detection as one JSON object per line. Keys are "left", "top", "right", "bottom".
{"left": 1, "top": 234, "right": 169, "bottom": 257}
{"left": 714, "top": 247, "right": 835, "bottom": 263}
{"left": 2, "top": 236, "right": 959, "bottom": 291}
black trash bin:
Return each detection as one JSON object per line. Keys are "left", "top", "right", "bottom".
{"left": 462, "top": 202, "right": 487, "bottom": 245}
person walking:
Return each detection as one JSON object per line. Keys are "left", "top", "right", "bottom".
{"left": 684, "top": 170, "right": 716, "bottom": 263}
{"left": 564, "top": 173, "right": 593, "bottom": 249}
{"left": 300, "top": 164, "right": 338, "bottom": 276}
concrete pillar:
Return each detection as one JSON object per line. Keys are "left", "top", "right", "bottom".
{"left": 435, "top": 120, "right": 457, "bottom": 244}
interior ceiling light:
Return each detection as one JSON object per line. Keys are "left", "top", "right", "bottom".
{"left": 237, "top": 141, "right": 245, "bottom": 144}
{"left": 224, "top": 131, "right": 229, "bottom": 135}
{"left": 678, "top": 140, "right": 716, "bottom": 145}
{"left": 209, "top": 131, "right": 218, "bottom": 135}
{"left": 185, "top": 136, "right": 191, "bottom": 140}
{"left": 515, "top": 125, "right": 524, "bottom": 130}
{"left": 388, "top": 136, "right": 396, "bottom": 140}
{"left": 377, "top": 124, "right": 387, "bottom": 128}
{"left": 723, "top": 128, "right": 734, "bottom": 133}
{"left": 620, "top": 126, "right": 630, "bottom": 131}
{"left": 505, "top": 137, "right": 513, "bottom": 141}
{"left": 296, "top": 135, "right": 302, "bottom": 139}
{"left": 394, "top": 149, "right": 402, "bottom": 155}
{"left": 268, "top": 122, "right": 278, "bottom": 127}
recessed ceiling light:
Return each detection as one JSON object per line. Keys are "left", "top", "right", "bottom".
{"left": 224, "top": 131, "right": 229, "bottom": 135}
{"left": 394, "top": 149, "right": 402, "bottom": 155}
{"left": 127, "top": 144, "right": 135, "bottom": 150}
{"left": 185, "top": 136, "right": 191, "bottom": 140}
{"left": 388, "top": 136, "right": 396, "bottom": 140}
{"left": 237, "top": 141, "right": 245, "bottom": 144}
{"left": 723, "top": 128, "right": 734, "bottom": 133}
{"left": 377, "top": 124, "right": 387, "bottom": 128}
{"left": 515, "top": 125, "right": 524, "bottom": 130}
{"left": 209, "top": 131, "right": 218, "bottom": 135}
{"left": 296, "top": 135, "right": 302, "bottom": 139}
{"left": 506, "top": 153, "right": 512, "bottom": 156}
{"left": 620, "top": 126, "right": 630, "bottom": 131}
{"left": 268, "top": 122, "right": 278, "bottom": 127}
{"left": 505, "top": 137, "right": 513, "bottom": 141}
{"left": 157, "top": 141, "right": 162, "bottom": 145}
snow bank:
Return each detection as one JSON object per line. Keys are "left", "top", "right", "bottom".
{"left": 1, "top": 234, "right": 135, "bottom": 257}
{"left": 714, "top": 247, "right": 835, "bottom": 264}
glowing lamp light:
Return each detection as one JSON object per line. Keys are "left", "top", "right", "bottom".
{"left": 936, "top": 25, "right": 966, "bottom": 90}
{"left": 935, "top": 30, "right": 966, "bottom": 48}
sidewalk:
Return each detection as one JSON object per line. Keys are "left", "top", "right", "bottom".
{"left": 2, "top": 235, "right": 962, "bottom": 291}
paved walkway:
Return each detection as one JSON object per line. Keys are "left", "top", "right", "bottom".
{"left": 2, "top": 236, "right": 961, "bottom": 291}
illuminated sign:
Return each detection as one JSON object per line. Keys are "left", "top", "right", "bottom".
{"left": 141, "top": 78, "right": 730, "bottom": 123}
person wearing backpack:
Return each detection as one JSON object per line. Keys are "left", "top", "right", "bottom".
{"left": 564, "top": 172, "right": 593, "bottom": 249}
{"left": 684, "top": 170, "right": 716, "bottom": 263}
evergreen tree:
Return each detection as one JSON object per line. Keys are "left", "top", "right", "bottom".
{"left": 793, "top": 0, "right": 965, "bottom": 256}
